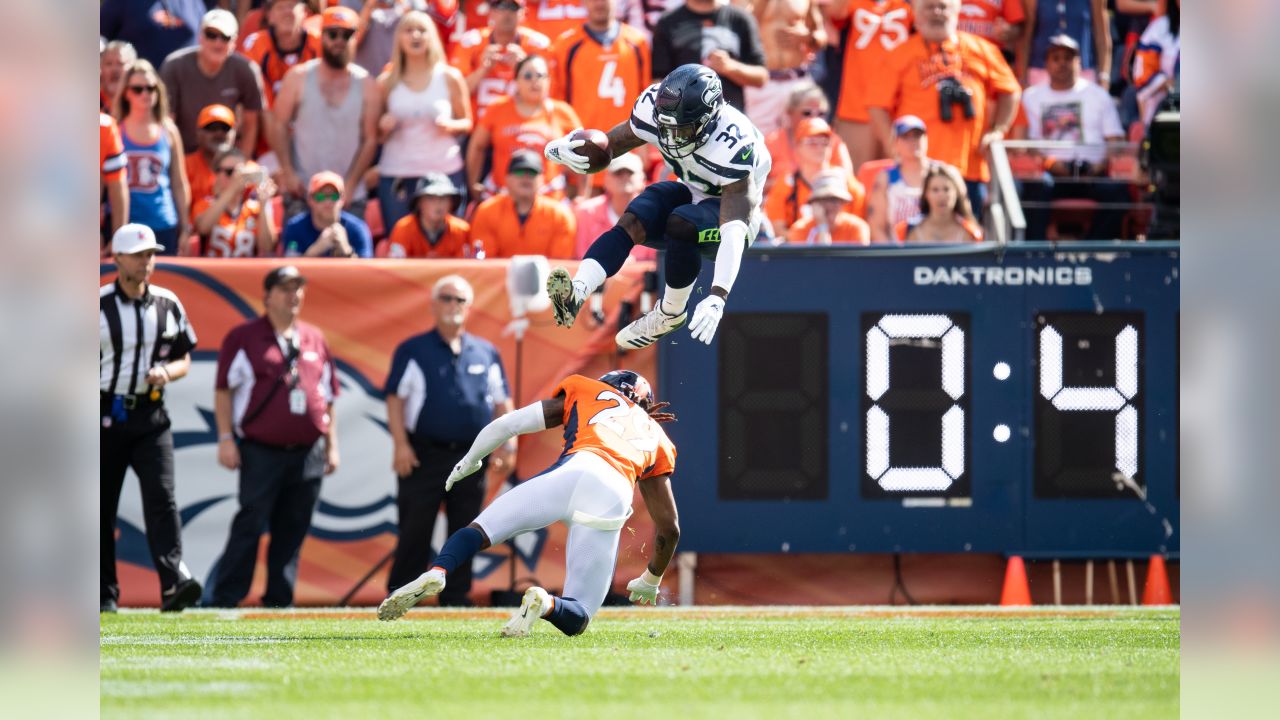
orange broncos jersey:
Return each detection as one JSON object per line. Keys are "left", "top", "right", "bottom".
{"left": 450, "top": 26, "right": 553, "bottom": 112}
{"left": 526, "top": 0, "right": 590, "bottom": 48}
{"left": 452, "top": 0, "right": 492, "bottom": 49}
{"left": 240, "top": 28, "right": 322, "bottom": 106}
{"left": 100, "top": 113, "right": 127, "bottom": 182}
{"left": 956, "top": 1, "right": 1024, "bottom": 46}
{"left": 548, "top": 22, "right": 650, "bottom": 135}
{"left": 836, "top": 0, "right": 914, "bottom": 123}
{"left": 554, "top": 374, "right": 676, "bottom": 485}
{"left": 478, "top": 95, "right": 581, "bottom": 191}
{"left": 193, "top": 195, "right": 268, "bottom": 258}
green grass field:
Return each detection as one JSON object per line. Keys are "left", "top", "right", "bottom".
{"left": 100, "top": 606, "right": 1179, "bottom": 719}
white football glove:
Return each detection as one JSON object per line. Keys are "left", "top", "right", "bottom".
{"left": 544, "top": 132, "right": 590, "bottom": 174}
{"left": 444, "top": 457, "right": 483, "bottom": 492}
{"left": 689, "top": 295, "right": 725, "bottom": 345}
{"left": 626, "top": 571, "right": 662, "bottom": 605}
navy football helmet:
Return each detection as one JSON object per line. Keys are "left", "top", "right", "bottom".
{"left": 598, "top": 370, "right": 655, "bottom": 410}
{"left": 654, "top": 64, "right": 724, "bottom": 158}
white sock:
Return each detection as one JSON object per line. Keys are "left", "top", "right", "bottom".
{"left": 661, "top": 284, "right": 694, "bottom": 316}
{"left": 572, "top": 260, "right": 607, "bottom": 303}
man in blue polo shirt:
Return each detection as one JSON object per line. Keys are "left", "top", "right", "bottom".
{"left": 384, "top": 274, "right": 514, "bottom": 605}
{"left": 280, "top": 171, "right": 373, "bottom": 258}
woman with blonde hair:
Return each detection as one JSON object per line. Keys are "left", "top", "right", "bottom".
{"left": 113, "top": 59, "right": 190, "bottom": 255}
{"left": 903, "top": 163, "right": 983, "bottom": 244}
{"left": 377, "top": 11, "right": 473, "bottom": 226}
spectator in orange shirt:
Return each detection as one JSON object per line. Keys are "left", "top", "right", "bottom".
{"left": 865, "top": 0, "right": 1020, "bottom": 223}
{"left": 240, "top": 1, "right": 322, "bottom": 108}
{"left": 185, "top": 104, "right": 238, "bottom": 211}
{"left": 467, "top": 54, "right": 582, "bottom": 201}
{"left": 786, "top": 170, "right": 871, "bottom": 245}
{"left": 454, "top": 0, "right": 494, "bottom": 49}
{"left": 956, "top": 1, "right": 1025, "bottom": 64}
{"left": 763, "top": 81, "right": 853, "bottom": 194}
{"left": 901, "top": 162, "right": 981, "bottom": 243}
{"left": 547, "top": 0, "right": 651, "bottom": 193}
{"left": 527, "top": 0, "right": 590, "bottom": 41}
{"left": 386, "top": 174, "right": 474, "bottom": 258}
{"left": 763, "top": 117, "right": 865, "bottom": 238}
{"left": 101, "top": 113, "right": 130, "bottom": 246}
{"left": 449, "top": 0, "right": 553, "bottom": 114}
{"left": 829, "top": 0, "right": 914, "bottom": 171}
{"left": 470, "top": 150, "right": 576, "bottom": 258}
{"left": 101, "top": 40, "right": 137, "bottom": 113}
{"left": 192, "top": 148, "right": 279, "bottom": 257}
{"left": 572, "top": 152, "right": 656, "bottom": 261}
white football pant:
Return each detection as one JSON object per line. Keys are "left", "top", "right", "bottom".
{"left": 474, "top": 451, "right": 634, "bottom": 618}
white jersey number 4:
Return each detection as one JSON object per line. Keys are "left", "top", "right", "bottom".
{"left": 598, "top": 61, "right": 626, "bottom": 107}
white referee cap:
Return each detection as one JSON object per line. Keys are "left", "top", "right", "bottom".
{"left": 111, "top": 224, "right": 164, "bottom": 255}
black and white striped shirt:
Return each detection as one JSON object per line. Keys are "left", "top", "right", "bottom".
{"left": 99, "top": 281, "right": 197, "bottom": 396}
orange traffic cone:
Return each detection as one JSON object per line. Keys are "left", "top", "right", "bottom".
{"left": 1000, "top": 556, "right": 1032, "bottom": 606}
{"left": 1142, "top": 554, "right": 1172, "bottom": 605}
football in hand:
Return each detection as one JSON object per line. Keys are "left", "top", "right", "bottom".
{"left": 570, "top": 128, "right": 612, "bottom": 174}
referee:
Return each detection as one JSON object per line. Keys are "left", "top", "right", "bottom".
{"left": 100, "top": 224, "right": 201, "bottom": 613}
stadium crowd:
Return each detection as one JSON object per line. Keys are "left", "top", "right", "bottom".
{"left": 100, "top": 0, "right": 1180, "bottom": 255}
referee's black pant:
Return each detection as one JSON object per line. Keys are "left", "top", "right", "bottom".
{"left": 386, "top": 436, "right": 488, "bottom": 604}
{"left": 101, "top": 399, "right": 187, "bottom": 603}
{"left": 207, "top": 438, "right": 323, "bottom": 608}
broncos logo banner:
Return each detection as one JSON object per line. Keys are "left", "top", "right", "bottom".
{"left": 101, "top": 258, "right": 657, "bottom": 607}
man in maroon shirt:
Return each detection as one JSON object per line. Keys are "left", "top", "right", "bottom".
{"left": 208, "top": 265, "right": 341, "bottom": 607}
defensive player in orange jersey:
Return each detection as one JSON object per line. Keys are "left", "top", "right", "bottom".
{"left": 379, "top": 370, "right": 680, "bottom": 637}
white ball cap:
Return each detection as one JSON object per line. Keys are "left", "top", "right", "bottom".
{"left": 111, "top": 223, "right": 165, "bottom": 255}
{"left": 607, "top": 152, "right": 644, "bottom": 175}
{"left": 201, "top": 9, "right": 239, "bottom": 37}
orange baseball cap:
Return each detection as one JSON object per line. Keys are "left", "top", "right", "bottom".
{"left": 197, "top": 104, "right": 236, "bottom": 128}
{"left": 321, "top": 6, "right": 359, "bottom": 31}
{"left": 308, "top": 170, "right": 345, "bottom": 196}
{"left": 794, "top": 117, "right": 834, "bottom": 140}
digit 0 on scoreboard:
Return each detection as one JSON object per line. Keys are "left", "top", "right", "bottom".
{"left": 861, "top": 313, "right": 971, "bottom": 500}
{"left": 1035, "top": 312, "right": 1144, "bottom": 498}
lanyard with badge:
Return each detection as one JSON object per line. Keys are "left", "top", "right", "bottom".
{"left": 278, "top": 332, "right": 307, "bottom": 416}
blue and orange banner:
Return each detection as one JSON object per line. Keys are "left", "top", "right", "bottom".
{"left": 103, "top": 258, "right": 658, "bottom": 607}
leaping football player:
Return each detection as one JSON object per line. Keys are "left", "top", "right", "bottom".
{"left": 543, "top": 63, "right": 772, "bottom": 349}
{"left": 378, "top": 370, "right": 680, "bottom": 638}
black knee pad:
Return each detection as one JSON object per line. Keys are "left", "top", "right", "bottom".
{"left": 665, "top": 213, "right": 700, "bottom": 246}
{"left": 618, "top": 212, "right": 648, "bottom": 245}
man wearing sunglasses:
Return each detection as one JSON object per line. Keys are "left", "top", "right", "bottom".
{"left": 268, "top": 6, "right": 381, "bottom": 220}
{"left": 383, "top": 275, "right": 514, "bottom": 606}
{"left": 280, "top": 171, "right": 373, "bottom": 258}
{"left": 184, "top": 104, "right": 238, "bottom": 209}
{"left": 159, "top": 9, "right": 265, "bottom": 158}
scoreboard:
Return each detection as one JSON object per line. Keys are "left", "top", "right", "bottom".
{"left": 659, "top": 242, "right": 1179, "bottom": 557}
